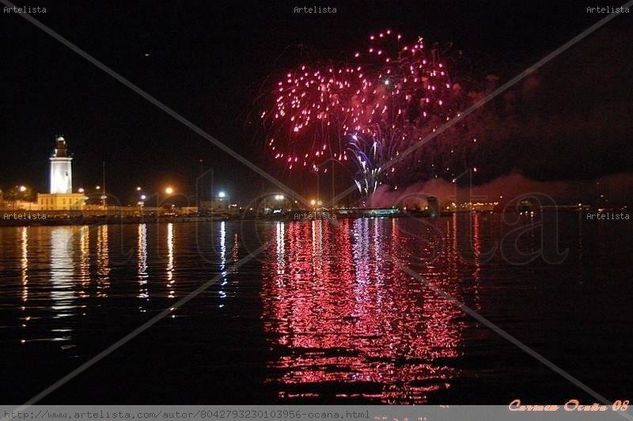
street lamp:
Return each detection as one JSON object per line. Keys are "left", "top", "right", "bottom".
{"left": 137, "top": 193, "right": 147, "bottom": 217}
{"left": 18, "top": 185, "right": 27, "bottom": 193}
{"left": 218, "top": 191, "right": 226, "bottom": 199}
{"left": 136, "top": 186, "right": 142, "bottom": 191}
{"left": 164, "top": 186, "right": 174, "bottom": 195}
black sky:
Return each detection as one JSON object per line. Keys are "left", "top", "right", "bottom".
{"left": 1, "top": 0, "right": 631, "bottom": 202}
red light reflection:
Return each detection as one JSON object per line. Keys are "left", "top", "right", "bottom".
{"left": 261, "top": 218, "right": 466, "bottom": 403}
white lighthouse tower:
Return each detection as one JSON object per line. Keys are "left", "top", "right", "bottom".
{"left": 50, "top": 135, "right": 73, "bottom": 194}
{"left": 37, "top": 136, "right": 86, "bottom": 211}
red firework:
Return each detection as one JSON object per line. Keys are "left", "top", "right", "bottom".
{"left": 260, "top": 64, "right": 360, "bottom": 171}
{"left": 346, "top": 31, "right": 460, "bottom": 191}
{"left": 349, "top": 30, "right": 455, "bottom": 137}
{"left": 262, "top": 30, "right": 462, "bottom": 193}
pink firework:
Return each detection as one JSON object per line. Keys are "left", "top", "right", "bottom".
{"left": 261, "top": 31, "right": 465, "bottom": 195}
{"left": 346, "top": 31, "right": 459, "bottom": 194}
{"left": 260, "top": 65, "right": 361, "bottom": 171}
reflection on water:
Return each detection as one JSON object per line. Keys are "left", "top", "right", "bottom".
{"left": 261, "top": 219, "right": 463, "bottom": 403}
{"left": 218, "top": 221, "right": 227, "bottom": 303}
{"left": 1, "top": 217, "right": 632, "bottom": 404}
{"left": 50, "top": 228, "right": 77, "bottom": 315}
{"left": 20, "top": 227, "right": 28, "bottom": 303}
{"left": 213, "top": 221, "right": 241, "bottom": 308}
{"left": 96, "top": 225, "right": 110, "bottom": 297}
{"left": 137, "top": 224, "right": 149, "bottom": 307}
{"left": 79, "top": 226, "right": 90, "bottom": 297}
{"left": 167, "top": 223, "right": 175, "bottom": 299}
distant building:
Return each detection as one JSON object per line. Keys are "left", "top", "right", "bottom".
{"left": 2, "top": 200, "right": 39, "bottom": 211}
{"left": 200, "top": 197, "right": 229, "bottom": 213}
{"left": 37, "top": 136, "right": 86, "bottom": 210}
{"left": 199, "top": 194, "right": 238, "bottom": 215}
{"left": 427, "top": 196, "right": 440, "bottom": 216}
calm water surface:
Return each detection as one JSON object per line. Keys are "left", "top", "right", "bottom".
{"left": 0, "top": 215, "right": 631, "bottom": 404}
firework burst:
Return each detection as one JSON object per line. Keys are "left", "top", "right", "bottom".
{"left": 260, "top": 65, "right": 360, "bottom": 171}
{"left": 346, "top": 31, "right": 460, "bottom": 194}
{"left": 261, "top": 30, "right": 468, "bottom": 196}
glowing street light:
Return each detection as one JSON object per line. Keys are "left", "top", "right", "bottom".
{"left": 136, "top": 186, "right": 142, "bottom": 191}
{"left": 140, "top": 194, "right": 147, "bottom": 201}
{"left": 18, "top": 185, "right": 27, "bottom": 192}
{"left": 164, "top": 186, "right": 174, "bottom": 195}
{"left": 274, "top": 194, "right": 285, "bottom": 201}
{"left": 218, "top": 191, "right": 226, "bottom": 199}
{"left": 310, "top": 199, "right": 317, "bottom": 206}
{"left": 95, "top": 185, "right": 101, "bottom": 190}
{"left": 78, "top": 187, "right": 85, "bottom": 193}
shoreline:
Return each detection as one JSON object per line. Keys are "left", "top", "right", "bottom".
{"left": 0, "top": 207, "right": 600, "bottom": 228}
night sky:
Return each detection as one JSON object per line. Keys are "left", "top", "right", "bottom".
{"left": 2, "top": 0, "right": 632, "bottom": 203}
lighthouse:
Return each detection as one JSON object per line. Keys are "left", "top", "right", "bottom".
{"left": 50, "top": 135, "right": 73, "bottom": 194}
{"left": 37, "top": 136, "right": 86, "bottom": 211}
